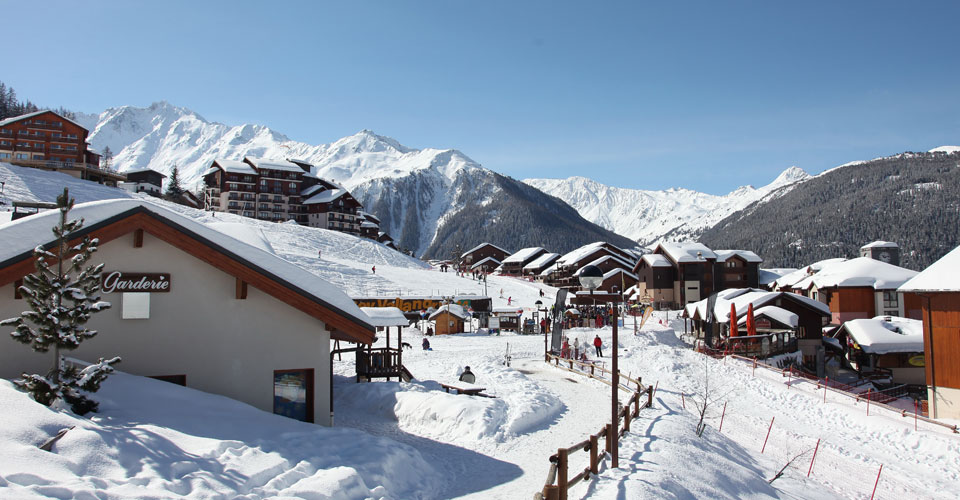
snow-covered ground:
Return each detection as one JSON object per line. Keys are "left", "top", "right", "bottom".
{"left": 2, "top": 167, "right": 958, "bottom": 499}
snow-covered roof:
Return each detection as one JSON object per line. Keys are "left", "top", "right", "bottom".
{"left": 684, "top": 288, "right": 830, "bottom": 323}
{"left": 603, "top": 268, "right": 638, "bottom": 280}
{"left": 539, "top": 262, "right": 562, "bottom": 277}
{"left": 808, "top": 257, "right": 917, "bottom": 290}
{"left": 557, "top": 241, "right": 606, "bottom": 266}
{"left": 123, "top": 167, "right": 166, "bottom": 177}
{"left": 0, "top": 199, "right": 375, "bottom": 342}
{"left": 303, "top": 189, "right": 346, "bottom": 205}
{"left": 641, "top": 254, "right": 672, "bottom": 268}
{"left": 301, "top": 184, "right": 326, "bottom": 197}
{"left": 839, "top": 317, "right": 923, "bottom": 354}
{"left": 461, "top": 242, "right": 509, "bottom": 259}
{"left": 714, "top": 250, "right": 763, "bottom": 264}
{"left": 900, "top": 245, "right": 960, "bottom": 292}
{"left": 502, "top": 247, "right": 544, "bottom": 264}
{"left": 360, "top": 221, "right": 378, "bottom": 228}
{"left": 861, "top": 241, "right": 899, "bottom": 249}
{"left": 470, "top": 256, "right": 501, "bottom": 270}
{"left": 429, "top": 303, "right": 468, "bottom": 320}
{"left": 657, "top": 242, "right": 717, "bottom": 263}
{"left": 523, "top": 252, "right": 560, "bottom": 272}
{"left": 572, "top": 255, "right": 635, "bottom": 275}
{"left": 244, "top": 157, "right": 302, "bottom": 173}
{"left": 492, "top": 307, "right": 524, "bottom": 315}
{"left": 360, "top": 307, "right": 409, "bottom": 327}
{"left": 736, "top": 306, "right": 798, "bottom": 328}
{"left": 213, "top": 159, "right": 257, "bottom": 175}
{"left": 0, "top": 109, "right": 85, "bottom": 130}
{"left": 773, "top": 258, "right": 848, "bottom": 289}
{"left": 758, "top": 268, "right": 796, "bottom": 286}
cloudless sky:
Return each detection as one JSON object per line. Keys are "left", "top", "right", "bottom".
{"left": 7, "top": 1, "right": 960, "bottom": 194}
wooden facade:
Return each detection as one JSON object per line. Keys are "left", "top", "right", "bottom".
{"left": 460, "top": 243, "right": 509, "bottom": 270}
{"left": 432, "top": 310, "right": 465, "bottom": 335}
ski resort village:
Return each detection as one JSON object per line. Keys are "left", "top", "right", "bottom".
{"left": 3, "top": 4, "right": 960, "bottom": 499}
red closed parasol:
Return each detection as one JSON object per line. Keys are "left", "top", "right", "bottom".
{"left": 746, "top": 302, "right": 757, "bottom": 336}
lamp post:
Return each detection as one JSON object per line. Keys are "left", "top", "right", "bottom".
{"left": 536, "top": 299, "right": 545, "bottom": 358}
{"left": 578, "top": 265, "right": 619, "bottom": 468}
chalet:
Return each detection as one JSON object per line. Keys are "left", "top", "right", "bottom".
{"left": 501, "top": 247, "right": 546, "bottom": 276}
{"left": 119, "top": 168, "right": 166, "bottom": 196}
{"left": 0, "top": 199, "right": 375, "bottom": 426}
{"left": 832, "top": 317, "right": 924, "bottom": 385}
{"left": 771, "top": 258, "right": 847, "bottom": 294}
{"left": 899, "top": 245, "right": 960, "bottom": 419}
{"left": 684, "top": 288, "right": 831, "bottom": 365}
{"left": 713, "top": 250, "right": 762, "bottom": 290}
{"left": 430, "top": 303, "right": 468, "bottom": 335}
{"left": 523, "top": 252, "right": 560, "bottom": 277}
{"left": 796, "top": 257, "right": 920, "bottom": 324}
{"left": 650, "top": 242, "right": 717, "bottom": 307}
{"left": 358, "top": 211, "right": 380, "bottom": 240}
{"left": 632, "top": 254, "right": 674, "bottom": 306}
{"left": 470, "top": 256, "right": 502, "bottom": 273}
{"left": 597, "top": 268, "right": 638, "bottom": 294}
{"left": 460, "top": 243, "right": 509, "bottom": 271}
{"left": 758, "top": 268, "right": 797, "bottom": 291}
{"left": 0, "top": 110, "right": 121, "bottom": 186}
{"left": 547, "top": 241, "right": 636, "bottom": 289}
{"left": 377, "top": 232, "right": 398, "bottom": 251}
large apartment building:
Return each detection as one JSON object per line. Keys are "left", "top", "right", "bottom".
{"left": 202, "top": 157, "right": 394, "bottom": 243}
{"left": 0, "top": 110, "right": 123, "bottom": 185}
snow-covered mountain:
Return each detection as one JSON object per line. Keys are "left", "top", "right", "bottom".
{"left": 524, "top": 167, "right": 810, "bottom": 246}
{"left": 77, "top": 102, "right": 633, "bottom": 257}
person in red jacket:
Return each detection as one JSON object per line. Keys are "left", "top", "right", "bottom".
{"left": 593, "top": 335, "right": 603, "bottom": 357}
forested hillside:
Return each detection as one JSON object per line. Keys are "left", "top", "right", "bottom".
{"left": 700, "top": 151, "right": 960, "bottom": 270}
{"left": 0, "top": 81, "right": 75, "bottom": 121}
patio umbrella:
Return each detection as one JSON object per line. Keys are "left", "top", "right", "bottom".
{"left": 729, "top": 303, "right": 738, "bottom": 338}
{"left": 746, "top": 302, "right": 757, "bottom": 336}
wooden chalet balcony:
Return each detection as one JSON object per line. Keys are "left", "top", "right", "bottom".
{"left": 25, "top": 121, "right": 63, "bottom": 130}
{"left": 724, "top": 331, "right": 798, "bottom": 358}
{"left": 356, "top": 347, "right": 403, "bottom": 380}
{"left": 0, "top": 130, "right": 13, "bottom": 137}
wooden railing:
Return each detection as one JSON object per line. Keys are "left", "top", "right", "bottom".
{"left": 356, "top": 347, "right": 402, "bottom": 379}
{"left": 535, "top": 353, "right": 654, "bottom": 500}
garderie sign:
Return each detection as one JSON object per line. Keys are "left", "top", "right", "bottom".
{"left": 101, "top": 272, "right": 171, "bottom": 293}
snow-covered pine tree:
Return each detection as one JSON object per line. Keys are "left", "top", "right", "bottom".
{"left": 165, "top": 165, "right": 184, "bottom": 200}
{"left": 1, "top": 188, "right": 119, "bottom": 415}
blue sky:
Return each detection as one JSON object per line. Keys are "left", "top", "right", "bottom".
{"left": 8, "top": 1, "right": 960, "bottom": 194}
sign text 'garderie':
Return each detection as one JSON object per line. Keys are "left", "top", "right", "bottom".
{"left": 101, "top": 272, "right": 171, "bottom": 293}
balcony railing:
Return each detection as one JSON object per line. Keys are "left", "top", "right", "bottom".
{"left": 25, "top": 121, "right": 63, "bottom": 130}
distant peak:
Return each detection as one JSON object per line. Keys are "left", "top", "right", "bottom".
{"left": 771, "top": 165, "right": 810, "bottom": 185}
{"left": 929, "top": 145, "right": 960, "bottom": 154}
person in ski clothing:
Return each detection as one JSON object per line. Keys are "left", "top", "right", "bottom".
{"left": 593, "top": 335, "right": 603, "bottom": 357}
{"left": 573, "top": 337, "right": 580, "bottom": 359}
{"left": 371, "top": 266, "right": 376, "bottom": 274}
{"left": 459, "top": 366, "right": 476, "bottom": 384}
{"left": 422, "top": 337, "right": 431, "bottom": 350}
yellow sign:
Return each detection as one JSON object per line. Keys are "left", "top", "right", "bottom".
{"left": 908, "top": 354, "right": 925, "bottom": 367}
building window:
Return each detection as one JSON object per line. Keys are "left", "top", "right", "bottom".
{"left": 0, "top": 153, "right": 10, "bottom": 159}
{"left": 16, "top": 153, "right": 28, "bottom": 159}
{"left": 121, "top": 292, "right": 150, "bottom": 319}
{"left": 882, "top": 291, "right": 899, "bottom": 309}
{"left": 273, "top": 369, "right": 314, "bottom": 422}
{"left": 228, "top": 183, "right": 238, "bottom": 190}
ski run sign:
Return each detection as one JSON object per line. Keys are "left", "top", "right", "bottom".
{"left": 101, "top": 272, "right": 172, "bottom": 293}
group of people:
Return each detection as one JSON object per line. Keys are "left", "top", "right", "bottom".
{"left": 559, "top": 334, "right": 604, "bottom": 361}
{"left": 562, "top": 305, "right": 621, "bottom": 329}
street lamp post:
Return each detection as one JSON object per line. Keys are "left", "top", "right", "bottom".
{"left": 578, "top": 265, "right": 619, "bottom": 468}
{"left": 535, "top": 299, "right": 545, "bottom": 358}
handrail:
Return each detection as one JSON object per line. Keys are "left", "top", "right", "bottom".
{"left": 535, "top": 355, "right": 655, "bottom": 499}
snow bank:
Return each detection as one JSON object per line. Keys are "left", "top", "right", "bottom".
{"left": 0, "top": 373, "right": 441, "bottom": 499}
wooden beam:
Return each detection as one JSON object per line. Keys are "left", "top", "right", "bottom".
{"left": 235, "top": 278, "right": 247, "bottom": 300}
{"left": 134, "top": 228, "right": 144, "bottom": 248}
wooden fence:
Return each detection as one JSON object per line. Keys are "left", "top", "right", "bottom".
{"left": 534, "top": 353, "right": 654, "bottom": 500}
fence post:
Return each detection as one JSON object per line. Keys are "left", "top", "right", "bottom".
{"left": 558, "top": 448, "right": 568, "bottom": 500}
{"left": 753, "top": 357, "right": 757, "bottom": 377}
{"left": 605, "top": 424, "right": 613, "bottom": 456}
{"left": 647, "top": 386, "right": 653, "bottom": 408}
{"left": 589, "top": 434, "right": 599, "bottom": 475}
{"left": 543, "top": 486, "right": 559, "bottom": 500}
{"left": 624, "top": 405, "right": 630, "bottom": 432}
{"left": 867, "top": 389, "right": 871, "bottom": 416}
{"left": 762, "top": 416, "right": 775, "bottom": 453}
{"left": 719, "top": 401, "right": 728, "bottom": 432}
{"left": 914, "top": 400, "right": 919, "bottom": 431}
{"left": 633, "top": 392, "right": 640, "bottom": 416}
{"left": 870, "top": 464, "right": 883, "bottom": 500}
{"left": 787, "top": 369, "right": 792, "bottom": 389}
{"left": 824, "top": 377, "right": 828, "bottom": 404}
{"left": 681, "top": 393, "right": 685, "bottom": 409}
{"left": 807, "top": 438, "right": 820, "bottom": 477}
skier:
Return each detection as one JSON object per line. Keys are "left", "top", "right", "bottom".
{"left": 593, "top": 335, "right": 603, "bottom": 357}
{"left": 371, "top": 265, "right": 376, "bottom": 274}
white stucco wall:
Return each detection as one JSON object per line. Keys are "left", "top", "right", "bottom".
{"left": 929, "top": 385, "right": 960, "bottom": 420}
{"left": 0, "top": 230, "right": 334, "bottom": 425}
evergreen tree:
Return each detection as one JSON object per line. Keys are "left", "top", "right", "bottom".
{"left": 101, "top": 146, "right": 113, "bottom": 169}
{"left": 165, "top": 165, "right": 184, "bottom": 200}
{"left": 1, "top": 188, "right": 119, "bottom": 415}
